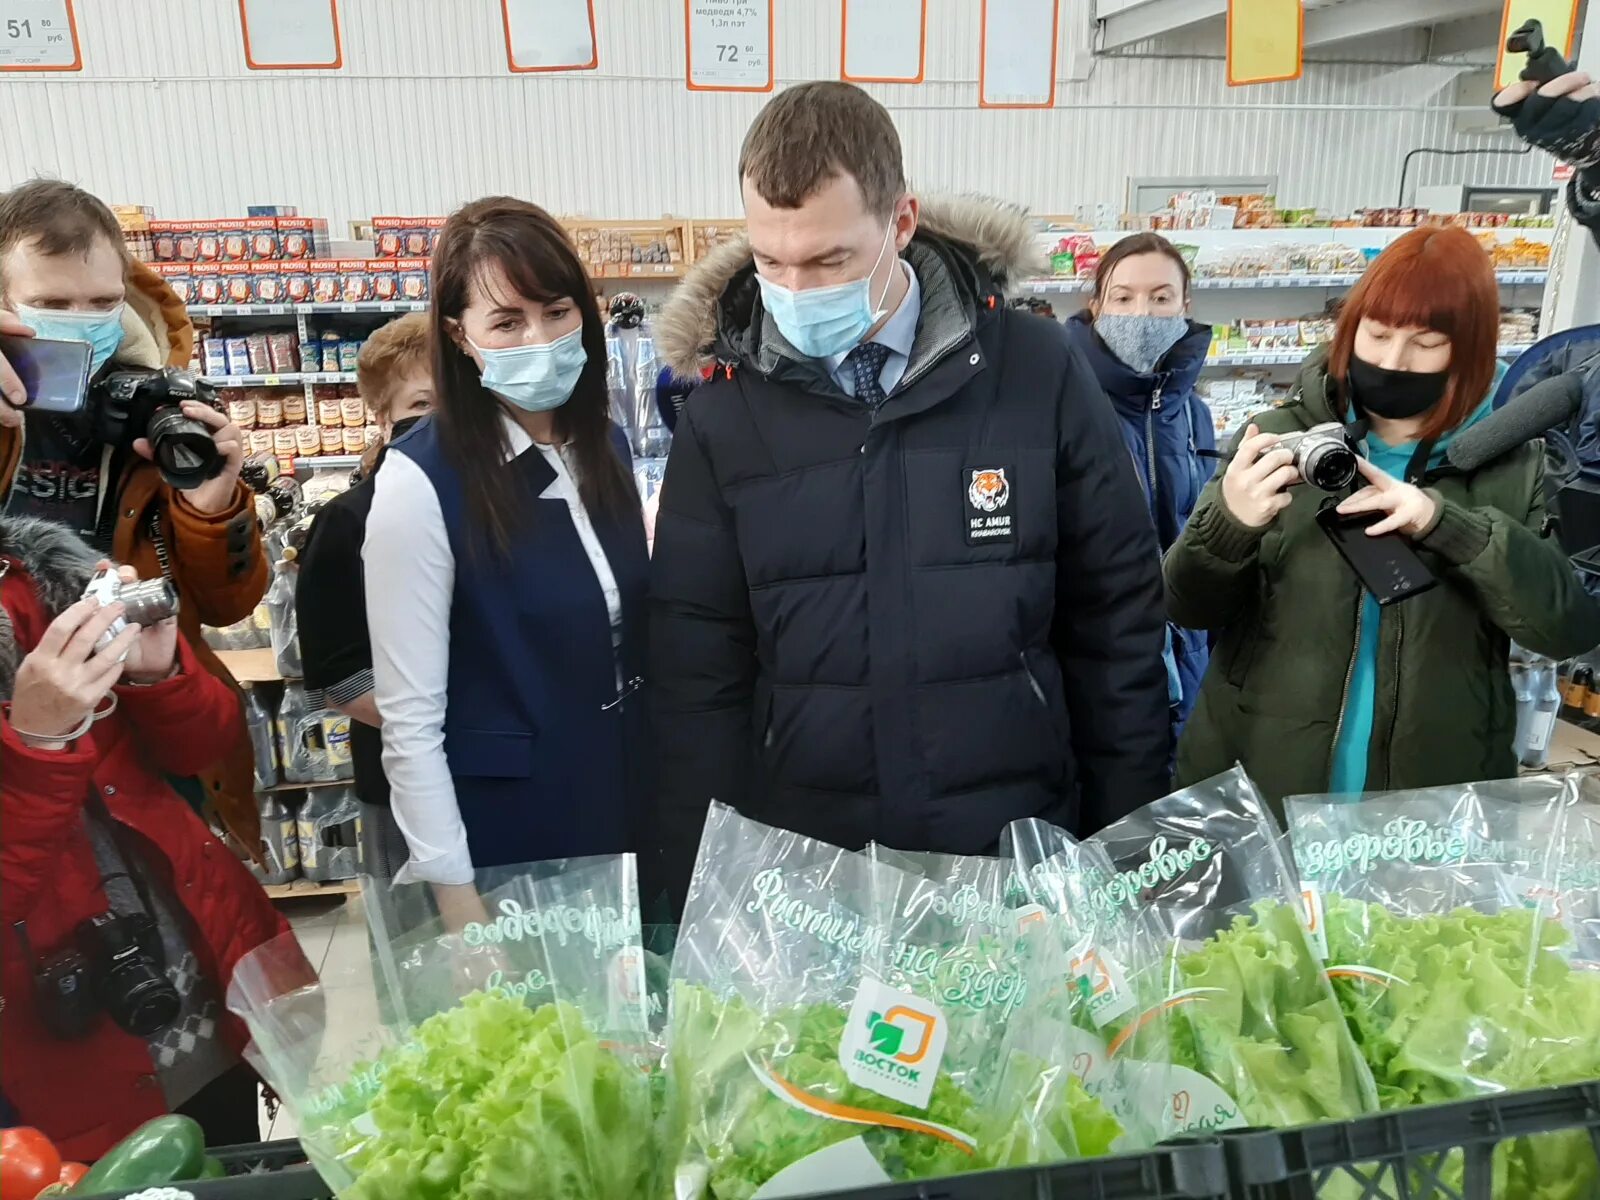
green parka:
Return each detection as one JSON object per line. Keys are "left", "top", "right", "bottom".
{"left": 1166, "top": 348, "right": 1600, "bottom": 808}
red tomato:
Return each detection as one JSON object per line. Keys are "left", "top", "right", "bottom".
{"left": 0, "top": 1128, "right": 62, "bottom": 1200}
{"left": 55, "top": 1165, "right": 87, "bottom": 1188}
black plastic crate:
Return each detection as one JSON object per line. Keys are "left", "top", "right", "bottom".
{"left": 76, "top": 1138, "right": 330, "bottom": 1200}
{"left": 1225, "top": 1081, "right": 1600, "bottom": 1200}
{"left": 803, "top": 1140, "right": 1231, "bottom": 1199}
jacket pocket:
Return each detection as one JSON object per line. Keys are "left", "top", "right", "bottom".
{"left": 444, "top": 727, "right": 539, "bottom": 779}
{"left": 1021, "top": 650, "right": 1070, "bottom": 756}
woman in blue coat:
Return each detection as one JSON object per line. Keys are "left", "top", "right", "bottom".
{"left": 364, "top": 197, "right": 649, "bottom": 928}
{"left": 1065, "top": 233, "right": 1215, "bottom": 728}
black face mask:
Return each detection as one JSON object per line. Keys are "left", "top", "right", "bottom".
{"left": 1348, "top": 354, "right": 1449, "bottom": 421}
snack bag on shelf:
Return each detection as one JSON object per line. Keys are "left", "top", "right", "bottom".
{"left": 665, "top": 805, "right": 1121, "bottom": 1199}
{"left": 228, "top": 856, "right": 657, "bottom": 1200}
{"left": 1082, "top": 768, "right": 1379, "bottom": 1131}
{"left": 1286, "top": 776, "right": 1600, "bottom": 1199}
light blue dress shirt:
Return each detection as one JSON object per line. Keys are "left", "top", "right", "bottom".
{"left": 826, "top": 260, "right": 921, "bottom": 399}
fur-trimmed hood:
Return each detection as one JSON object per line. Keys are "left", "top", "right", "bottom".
{"left": 656, "top": 194, "right": 1045, "bottom": 379}
{"left": 0, "top": 515, "right": 101, "bottom": 699}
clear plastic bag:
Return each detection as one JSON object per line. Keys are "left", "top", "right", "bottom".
{"left": 228, "top": 856, "right": 656, "bottom": 1200}
{"left": 666, "top": 806, "right": 1116, "bottom": 1200}
{"left": 1081, "top": 767, "right": 1378, "bottom": 1130}
{"left": 1003, "top": 824, "right": 1175, "bottom": 1145}
{"left": 1285, "top": 776, "right": 1600, "bottom": 1198}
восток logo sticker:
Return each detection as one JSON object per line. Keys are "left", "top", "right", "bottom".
{"left": 842, "top": 978, "right": 948, "bottom": 1109}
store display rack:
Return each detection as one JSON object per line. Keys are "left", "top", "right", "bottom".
{"left": 189, "top": 301, "right": 430, "bottom": 317}
{"left": 261, "top": 877, "right": 362, "bottom": 902}
{"left": 1210, "top": 343, "right": 1536, "bottom": 368}
{"left": 69, "top": 1082, "right": 1600, "bottom": 1199}
{"left": 203, "top": 372, "right": 358, "bottom": 388}
{"left": 1023, "top": 268, "right": 1549, "bottom": 293}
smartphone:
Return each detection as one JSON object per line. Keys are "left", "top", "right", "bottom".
{"left": 1317, "top": 506, "right": 1437, "bottom": 606}
{"left": 0, "top": 334, "right": 92, "bottom": 415}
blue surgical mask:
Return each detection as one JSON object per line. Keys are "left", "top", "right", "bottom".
{"left": 756, "top": 224, "right": 897, "bottom": 359}
{"left": 16, "top": 303, "right": 126, "bottom": 377}
{"left": 1093, "top": 313, "right": 1189, "bottom": 375}
{"left": 469, "top": 326, "right": 587, "bottom": 412}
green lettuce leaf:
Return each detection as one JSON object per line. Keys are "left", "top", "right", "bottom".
{"left": 1322, "top": 894, "right": 1600, "bottom": 1200}
{"left": 1168, "top": 899, "right": 1376, "bottom": 1127}
{"left": 316, "top": 991, "right": 654, "bottom": 1200}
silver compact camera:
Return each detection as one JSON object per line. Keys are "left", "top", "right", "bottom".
{"left": 1276, "top": 423, "right": 1360, "bottom": 492}
{"left": 83, "top": 568, "right": 179, "bottom": 653}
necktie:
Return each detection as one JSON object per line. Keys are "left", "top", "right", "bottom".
{"left": 846, "top": 341, "right": 892, "bottom": 408}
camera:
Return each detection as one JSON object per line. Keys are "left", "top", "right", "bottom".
{"left": 83, "top": 566, "right": 179, "bottom": 654}
{"left": 90, "top": 367, "right": 225, "bottom": 491}
{"left": 31, "top": 912, "right": 179, "bottom": 1040}
{"left": 1276, "top": 423, "right": 1360, "bottom": 492}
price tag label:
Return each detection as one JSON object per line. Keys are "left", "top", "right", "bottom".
{"left": 379, "top": 302, "right": 397, "bottom": 313}
{"left": 266, "top": 304, "right": 289, "bottom": 315}
{"left": 339, "top": 303, "right": 357, "bottom": 313}
{"left": 263, "top": 374, "right": 283, "bottom": 386}
{"left": 0, "top": 0, "right": 81, "bottom": 70}
{"left": 686, "top": 0, "right": 772, "bottom": 92}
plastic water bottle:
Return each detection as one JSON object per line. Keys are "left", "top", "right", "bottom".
{"left": 244, "top": 685, "right": 279, "bottom": 790}
{"left": 252, "top": 792, "right": 299, "bottom": 886}
{"left": 1515, "top": 654, "right": 1560, "bottom": 769}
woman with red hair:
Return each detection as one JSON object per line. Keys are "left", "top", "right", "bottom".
{"left": 1165, "top": 226, "right": 1600, "bottom": 805}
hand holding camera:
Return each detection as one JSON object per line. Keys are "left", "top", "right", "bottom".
{"left": 1221, "top": 425, "right": 1300, "bottom": 528}
{"left": 1335, "top": 456, "right": 1438, "bottom": 539}
{"left": 1492, "top": 20, "right": 1598, "bottom": 175}
{"left": 8, "top": 565, "right": 179, "bottom": 747}
{"left": 0, "top": 307, "right": 33, "bottom": 430}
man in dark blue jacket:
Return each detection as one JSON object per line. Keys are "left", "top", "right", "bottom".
{"left": 649, "top": 82, "right": 1168, "bottom": 910}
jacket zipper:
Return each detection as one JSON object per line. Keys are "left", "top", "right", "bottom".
{"left": 1145, "top": 385, "right": 1164, "bottom": 513}
{"left": 1326, "top": 592, "right": 1365, "bottom": 788}
{"left": 1382, "top": 609, "right": 1404, "bottom": 789}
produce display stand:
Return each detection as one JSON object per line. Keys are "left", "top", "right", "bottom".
{"left": 1225, "top": 1081, "right": 1600, "bottom": 1199}
{"left": 63, "top": 1083, "right": 1600, "bottom": 1199}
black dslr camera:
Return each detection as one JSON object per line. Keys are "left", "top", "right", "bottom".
{"left": 90, "top": 367, "right": 225, "bottom": 491}
{"left": 20, "top": 910, "right": 181, "bottom": 1040}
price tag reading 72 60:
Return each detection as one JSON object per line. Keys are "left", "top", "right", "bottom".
{"left": 0, "top": 0, "right": 82, "bottom": 71}
{"left": 686, "top": 0, "right": 772, "bottom": 92}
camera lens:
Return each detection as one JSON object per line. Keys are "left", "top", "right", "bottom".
{"left": 80, "top": 914, "right": 180, "bottom": 1037}
{"left": 1302, "top": 442, "right": 1358, "bottom": 491}
{"left": 146, "top": 404, "right": 224, "bottom": 492}
{"left": 118, "top": 578, "right": 179, "bottom": 628}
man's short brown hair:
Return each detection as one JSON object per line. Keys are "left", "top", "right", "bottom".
{"left": 357, "top": 312, "right": 431, "bottom": 421}
{"left": 738, "top": 82, "right": 906, "bottom": 217}
{"left": 0, "top": 178, "right": 127, "bottom": 261}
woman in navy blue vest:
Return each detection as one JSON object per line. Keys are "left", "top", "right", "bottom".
{"left": 1063, "top": 233, "right": 1215, "bottom": 734}
{"left": 363, "top": 197, "right": 649, "bottom": 926}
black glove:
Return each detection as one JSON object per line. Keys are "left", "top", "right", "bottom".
{"left": 1493, "top": 86, "right": 1600, "bottom": 170}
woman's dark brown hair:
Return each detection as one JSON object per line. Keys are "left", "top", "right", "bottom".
{"left": 1090, "top": 232, "right": 1192, "bottom": 305}
{"left": 429, "top": 196, "right": 637, "bottom": 556}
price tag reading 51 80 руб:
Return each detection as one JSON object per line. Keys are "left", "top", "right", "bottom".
{"left": 0, "top": 0, "right": 82, "bottom": 71}
{"left": 686, "top": 0, "right": 773, "bottom": 92}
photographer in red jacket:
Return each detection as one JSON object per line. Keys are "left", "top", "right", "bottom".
{"left": 0, "top": 515, "right": 291, "bottom": 1161}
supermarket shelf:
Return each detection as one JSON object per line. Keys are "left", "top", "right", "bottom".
{"left": 263, "top": 877, "right": 362, "bottom": 902}
{"left": 297, "top": 454, "right": 363, "bottom": 470}
{"left": 1205, "top": 343, "right": 1535, "bottom": 368}
{"left": 261, "top": 778, "right": 355, "bottom": 795}
{"left": 216, "top": 647, "right": 283, "bottom": 682}
{"left": 1021, "top": 269, "right": 1547, "bottom": 294}
{"left": 204, "top": 372, "right": 358, "bottom": 387}
{"left": 188, "top": 301, "right": 429, "bottom": 317}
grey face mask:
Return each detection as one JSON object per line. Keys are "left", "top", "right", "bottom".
{"left": 1094, "top": 313, "right": 1190, "bottom": 375}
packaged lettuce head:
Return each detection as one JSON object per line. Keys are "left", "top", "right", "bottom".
{"left": 667, "top": 806, "right": 1117, "bottom": 1200}
{"left": 1004, "top": 820, "right": 1176, "bottom": 1145}
{"left": 1082, "top": 767, "right": 1378, "bottom": 1131}
{"left": 228, "top": 856, "right": 655, "bottom": 1200}
{"left": 1286, "top": 776, "right": 1600, "bottom": 1199}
